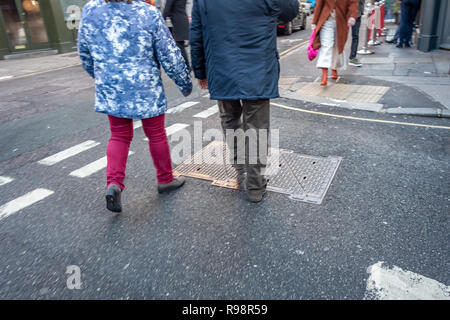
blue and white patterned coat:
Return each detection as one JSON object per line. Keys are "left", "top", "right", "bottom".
{"left": 78, "top": 0, "right": 192, "bottom": 119}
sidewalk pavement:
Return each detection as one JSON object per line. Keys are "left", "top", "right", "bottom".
{"left": 0, "top": 52, "right": 81, "bottom": 80}
{"left": 279, "top": 25, "right": 450, "bottom": 118}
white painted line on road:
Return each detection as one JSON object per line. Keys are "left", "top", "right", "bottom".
{"left": 133, "top": 121, "right": 142, "bottom": 129}
{"left": 166, "top": 123, "right": 189, "bottom": 136}
{"left": 193, "top": 104, "right": 218, "bottom": 118}
{"left": 364, "top": 261, "right": 450, "bottom": 300}
{"left": 69, "top": 151, "right": 134, "bottom": 178}
{"left": 0, "top": 189, "right": 54, "bottom": 221}
{"left": 0, "top": 176, "right": 14, "bottom": 186}
{"left": 38, "top": 140, "right": 100, "bottom": 166}
{"left": 166, "top": 101, "right": 199, "bottom": 114}
{"left": 0, "top": 76, "right": 13, "bottom": 81}
{"left": 143, "top": 123, "right": 190, "bottom": 141}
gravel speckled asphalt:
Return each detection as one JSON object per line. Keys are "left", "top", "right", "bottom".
{"left": 0, "top": 25, "right": 449, "bottom": 300}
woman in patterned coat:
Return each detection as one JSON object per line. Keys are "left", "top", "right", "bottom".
{"left": 78, "top": 0, "right": 192, "bottom": 213}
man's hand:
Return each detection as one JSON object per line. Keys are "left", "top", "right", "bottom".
{"left": 198, "top": 79, "right": 208, "bottom": 90}
{"left": 348, "top": 17, "right": 356, "bottom": 27}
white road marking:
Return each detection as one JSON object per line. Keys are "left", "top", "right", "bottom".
{"left": 0, "top": 176, "right": 14, "bottom": 186}
{"left": 0, "top": 76, "right": 13, "bottom": 81}
{"left": 364, "top": 261, "right": 450, "bottom": 300}
{"left": 166, "top": 123, "right": 189, "bottom": 136}
{"left": 193, "top": 104, "right": 219, "bottom": 118}
{"left": 0, "top": 189, "right": 54, "bottom": 221}
{"left": 38, "top": 140, "right": 100, "bottom": 166}
{"left": 69, "top": 151, "right": 134, "bottom": 178}
{"left": 143, "top": 123, "right": 190, "bottom": 141}
{"left": 133, "top": 121, "right": 142, "bottom": 129}
{"left": 166, "top": 101, "right": 199, "bottom": 114}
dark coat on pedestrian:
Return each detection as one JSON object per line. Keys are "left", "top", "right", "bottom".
{"left": 312, "top": 0, "right": 359, "bottom": 54}
{"left": 189, "top": 0, "right": 299, "bottom": 101}
{"left": 163, "top": 0, "right": 189, "bottom": 41}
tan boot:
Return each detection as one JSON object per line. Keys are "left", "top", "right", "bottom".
{"left": 320, "top": 68, "right": 328, "bottom": 86}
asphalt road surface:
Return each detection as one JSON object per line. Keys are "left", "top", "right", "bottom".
{"left": 0, "top": 21, "right": 449, "bottom": 299}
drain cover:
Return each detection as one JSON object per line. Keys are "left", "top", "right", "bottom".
{"left": 173, "top": 141, "right": 342, "bottom": 204}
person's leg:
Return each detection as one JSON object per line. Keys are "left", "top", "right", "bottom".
{"left": 242, "top": 99, "right": 270, "bottom": 201}
{"left": 406, "top": 5, "right": 418, "bottom": 46}
{"left": 393, "top": 24, "right": 400, "bottom": 42}
{"left": 218, "top": 100, "right": 244, "bottom": 167}
{"left": 398, "top": 4, "right": 410, "bottom": 47}
{"left": 349, "top": 16, "right": 361, "bottom": 60}
{"left": 142, "top": 114, "right": 174, "bottom": 185}
{"left": 176, "top": 40, "right": 191, "bottom": 70}
{"left": 106, "top": 115, "right": 133, "bottom": 191}
{"left": 316, "top": 20, "right": 335, "bottom": 85}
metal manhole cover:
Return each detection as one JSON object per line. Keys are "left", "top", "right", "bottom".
{"left": 173, "top": 141, "right": 342, "bottom": 204}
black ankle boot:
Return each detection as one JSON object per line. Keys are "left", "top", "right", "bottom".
{"left": 106, "top": 184, "right": 122, "bottom": 213}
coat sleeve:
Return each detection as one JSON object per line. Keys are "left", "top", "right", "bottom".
{"left": 77, "top": 12, "right": 94, "bottom": 78}
{"left": 189, "top": 0, "right": 206, "bottom": 80}
{"left": 348, "top": 0, "right": 359, "bottom": 19}
{"left": 153, "top": 9, "right": 192, "bottom": 96}
{"left": 312, "top": 0, "right": 324, "bottom": 25}
{"left": 277, "top": 0, "right": 299, "bottom": 23}
{"left": 163, "top": 0, "right": 174, "bottom": 19}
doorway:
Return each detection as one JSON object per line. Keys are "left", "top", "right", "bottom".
{"left": 0, "top": 0, "right": 49, "bottom": 52}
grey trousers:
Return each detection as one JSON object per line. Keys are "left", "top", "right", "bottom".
{"left": 217, "top": 99, "right": 270, "bottom": 193}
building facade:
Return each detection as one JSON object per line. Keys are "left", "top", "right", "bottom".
{"left": 0, "top": 0, "right": 88, "bottom": 59}
{"left": 417, "top": 0, "right": 450, "bottom": 51}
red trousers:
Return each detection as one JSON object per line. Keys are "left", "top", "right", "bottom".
{"left": 107, "top": 114, "right": 173, "bottom": 190}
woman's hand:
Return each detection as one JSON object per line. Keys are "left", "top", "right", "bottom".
{"left": 348, "top": 17, "right": 356, "bottom": 27}
{"left": 311, "top": 24, "right": 316, "bottom": 30}
{"left": 198, "top": 79, "right": 208, "bottom": 90}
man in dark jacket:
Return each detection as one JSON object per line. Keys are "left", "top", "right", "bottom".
{"left": 164, "top": 0, "right": 191, "bottom": 70}
{"left": 190, "top": 0, "right": 298, "bottom": 203}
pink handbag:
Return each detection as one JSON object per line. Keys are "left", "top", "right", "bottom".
{"left": 307, "top": 29, "right": 319, "bottom": 61}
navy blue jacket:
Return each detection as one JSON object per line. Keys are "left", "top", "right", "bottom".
{"left": 190, "top": 0, "right": 299, "bottom": 100}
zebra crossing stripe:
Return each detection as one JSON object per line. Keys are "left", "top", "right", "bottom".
{"left": 0, "top": 189, "right": 54, "bottom": 221}
{"left": 38, "top": 140, "right": 100, "bottom": 166}
{"left": 133, "top": 121, "right": 142, "bottom": 129}
{"left": 193, "top": 105, "right": 219, "bottom": 118}
{"left": 143, "top": 123, "right": 189, "bottom": 142}
{"left": 69, "top": 151, "right": 135, "bottom": 178}
{"left": 166, "top": 101, "right": 199, "bottom": 114}
{"left": 0, "top": 176, "right": 14, "bottom": 186}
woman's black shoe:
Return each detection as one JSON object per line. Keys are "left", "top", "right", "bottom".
{"left": 106, "top": 184, "right": 122, "bottom": 213}
{"left": 396, "top": 43, "right": 403, "bottom": 48}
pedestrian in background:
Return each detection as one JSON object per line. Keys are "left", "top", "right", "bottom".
{"left": 312, "top": 0, "right": 359, "bottom": 86}
{"left": 163, "top": 0, "right": 191, "bottom": 71}
{"left": 348, "top": 0, "right": 366, "bottom": 67}
{"left": 397, "top": 0, "right": 420, "bottom": 48}
{"left": 78, "top": 0, "right": 192, "bottom": 213}
{"left": 190, "top": 0, "right": 299, "bottom": 203}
